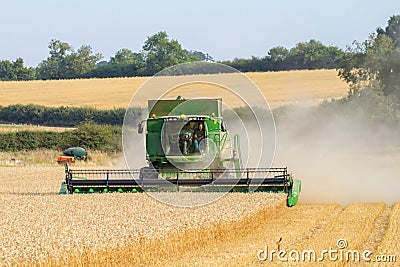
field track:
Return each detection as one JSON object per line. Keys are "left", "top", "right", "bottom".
{"left": 39, "top": 202, "right": 398, "bottom": 266}
{"left": 146, "top": 203, "right": 399, "bottom": 266}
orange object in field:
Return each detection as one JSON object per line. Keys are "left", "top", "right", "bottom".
{"left": 57, "top": 156, "right": 75, "bottom": 163}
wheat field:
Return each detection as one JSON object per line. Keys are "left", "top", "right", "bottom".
{"left": 0, "top": 167, "right": 285, "bottom": 266}
{"left": 1, "top": 71, "right": 398, "bottom": 266}
{"left": 0, "top": 70, "right": 348, "bottom": 109}
{"left": 0, "top": 167, "right": 398, "bottom": 266}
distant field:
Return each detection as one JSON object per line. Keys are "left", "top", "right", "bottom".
{"left": 0, "top": 124, "right": 75, "bottom": 133}
{"left": 0, "top": 70, "right": 348, "bottom": 109}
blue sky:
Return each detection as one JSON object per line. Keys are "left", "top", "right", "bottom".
{"left": 1, "top": 0, "right": 399, "bottom": 66}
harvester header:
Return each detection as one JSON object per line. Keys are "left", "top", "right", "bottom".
{"left": 60, "top": 97, "right": 301, "bottom": 207}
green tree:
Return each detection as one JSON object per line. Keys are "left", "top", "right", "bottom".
{"left": 66, "top": 122, "right": 122, "bottom": 151}
{"left": 110, "top": 48, "right": 142, "bottom": 64}
{"left": 36, "top": 39, "right": 102, "bottom": 79}
{"left": 377, "top": 15, "right": 400, "bottom": 47}
{"left": 268, "top": 46, "right": 290, "bottom": 70}
{"left": 0, "top": 58, "right": 35, "bottom": 81}
{"left": 0, "top": 60, "right": 14, "bottom": 80}
{"left": 142, "top": 31, "right": 194, "bottom": 75}
{"left": 268, "top": 46, "right": 289, "bottom": 62}
{"left": 287, "top": 40, "right": 343, "bottom": 69}
{"left": 12, "top": 58, "right": 35, "bottom": 80}
{"left": 187, "top": 50, "right": 214, "bottom": 62}
{"left": 36, "top": 39, "right": 72, "bottom": 79}
{"left": 339, "top": 15, "right": 400, "bottom": 99}
{"left": 69, "top": 45, "right": 103, "bottom": 76}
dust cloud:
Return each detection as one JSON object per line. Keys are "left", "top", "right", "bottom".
{"left": 120, "top": 128, "right": 147, "bottom": 170}
{"left": 272, "top": 104, "right": 400, "bottom": 205}
{"left": 117, "top": 102, "right": 400, "bottom": 205}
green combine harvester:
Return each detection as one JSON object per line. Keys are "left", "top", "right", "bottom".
{"left": 60, "top": 98, "right": 301, "bottom": 206}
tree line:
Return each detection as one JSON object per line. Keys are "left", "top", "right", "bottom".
{"left": 1, "top": 15, "right": 398, "bottom": 82}
{"left": 0, "top": 104, "right": 142, "bottom": 127}
{"left": 0, "top": 104, "right": 263, "bottom": 127}
{"left": 0, "top": 122, "right": 122, "bottom": 152}
{"left": 1, "top": 31, "right": 346, "bottom": 81}
{"left": 222, "top": 39, "right": 343, "bottom": 72}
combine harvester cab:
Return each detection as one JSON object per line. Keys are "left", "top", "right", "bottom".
{"left": 139, "top": 98, "right": 231, "bottom": 171}
{"left": 60, "top": 98, "right": 301, "bottom": 207}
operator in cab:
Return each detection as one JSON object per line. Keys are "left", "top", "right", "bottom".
{"left": 194, "top": 123, "right": 205, "bottom": 155}
{"left": 179, "top": 123, "right": 194, "bottom": 155}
